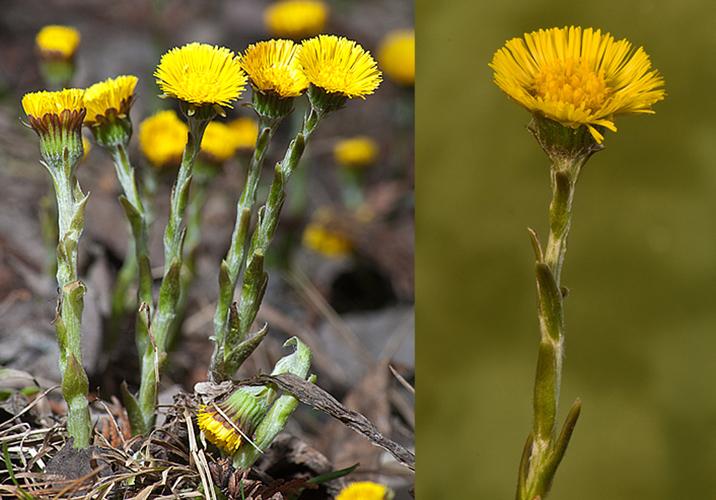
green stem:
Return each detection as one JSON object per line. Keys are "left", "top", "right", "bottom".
{"left": 48, "top": 155, "right": 91, "bottom": 449}
{"left": 209, "top": 115, "right": 279, "bottom": 381}
{"left": 520, "top": 158, "right": 583, "bottom": 500}
{"left": 137, "top": 113, "right": 211, "bottom": 431}
{"left": 213, "top": 106, "right": 321, "bottom": 381}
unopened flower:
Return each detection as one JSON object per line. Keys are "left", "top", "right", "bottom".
{"left": 138, "top": 110, "right": 188, "bottom": 168}
{"left": 200, "top": 121, "right": 238, "bottom": 164}
{"left": 490, "top": 26, "right": 665, "bottom": 143}
{"left": 228, "top": 117, "right": 259, "bottom": 151}
{"left": 36, "top": 25, "right": 80, "bottom": 60}
{"left": 155, "top": 43, "right": 247, "bottom": 110}
{"left": 22, "top": 89, "right": 86, "bottom": 163}
{"left": 264, "top": 0, "right": 328, "bottom": 39}
{"left": 334, "top": 136, "right": 378, "bottom": 168}
{"left": 336, "top": 481, "right": 393, "bottom": 500}
{"left": 299, "top": 35, "right": 381, "bottom": 112}
{"left": 378, "top": 29, "right": 415, "bottom": 86}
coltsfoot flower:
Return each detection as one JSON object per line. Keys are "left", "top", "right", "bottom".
{"left": 378, "top": 29, "right": 415, "bottom": 86}
{"left": 36, "top": 25, "right": 80, "bottom": 60}
{"left": 138, "top": 110, "right": 188, "bottom": 168}
{"left": 155, "top": 43, "right": 247, "bottom": 110}
{"left": 84, "top": 75, "right": 138, "bottom": 125}
{"left": 334, "top": 136, "right": 378, "bottom": 168}
{"left": 84, "top": 75, "right": 138, "bottom": 148}
{"left": 299, "top": 35, "right": 382, "bottom": 112}
{"left": 490, "top": 26, "right": 665, "bottom": 143}
{"left": 336, "top": 481, "right": 393, "bottom": 500}
{"left": 228, "top": 117, "right": 259, "bottom": 151}
{"left": 241, "top": 39, "right": 308, "bottom": 118}
{"left": 200, "top": 121, "right": 239, "bottom": 165}
{"left": 22, "top": 89, "right": 86, "bottom": 163}
{"left": 264, "top": 0, "right": 328, "bottom": 39}
{"left": 303, "top": 210, "right": 353, "bottom": 258}
{"left": 197, "top": 389, "right": 268, "bottom": 454}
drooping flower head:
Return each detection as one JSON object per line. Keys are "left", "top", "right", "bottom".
{"left": 22, "top": 89, "right": 86, "bottom": 165}
{"left": 299, "top": 35, "right": 381, "bottom": 98}
{"left": 155, "top": 43, "right": 247, "bottom": 110}
{"left": 228, "top": 117, "right": 259, "bottom": 151}
{"left": 36, "top": 25, "right": 80, "bottom": 60}
{"left": 490, "top": 26, "right": 665, "bottom": 143}
{"left": 336, "top": 481, "right": 393, "bottom": 500}
{"left": 138, "top": 110, "right": 188, "bottom": 168}
{"left": 378, "top": 29, "right": 415, "bottom": 86}
{"left": 264, "top": 0, "right": 328, "bottom": 39}
{"left": 84, "top": 75, "right": 138, "bottom": 125}
{"left": 200, "top": 121, "right": 239, "bottom": 165}
{"left": 334, "top": 136, "right": 379, "bottom": 168}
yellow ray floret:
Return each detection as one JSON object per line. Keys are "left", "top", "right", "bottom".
{"left": 336, "top": 481, "right": 390, "bottom": 500}
{"left": 241, "top": 39, "right": 308, "bottom": 98}
{"left": 378, "top": 29, "right": 415, "bottom": 86}
{"left": 298, "top": 35, "right": 382, "bottom": 98}
{"left": 197, "top": 404, "right": 242, "bottom": 454}
{"left": 264, "top": 0, "right": 328, "bottom": 39}
{"left": 36, "top": 25, "right": 80, "bottom": 58}
{"left": 228, "top": 117, "right": 259, "bottom": 150}
{"left": 490, "top": 26, "right": 665, "bottom": 143}
{"left": 22, "top": 88, "right": 85, "bottom": 119}
{"left": 334, "top": 136, "right": 378, "bottom": 168}
{"left": 84, "top": 75, "right": 138, "bottom": 124}
{"left": 155, "top": 42, "right": 247, "bottom": 108}
{"left": 201, "top": 121, "right": 238, "bottom": 163}
{"left": 138, "top": 110, "right": 188, "bottom": 168}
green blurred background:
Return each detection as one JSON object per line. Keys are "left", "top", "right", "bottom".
{"left": 418, "top": 0, "right": 716, "bottom": 498}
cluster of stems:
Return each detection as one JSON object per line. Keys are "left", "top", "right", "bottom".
{"left": 209, "top": 101, "right": 322, "bottom": 382}
{"left": 516, "top": 116, "right": 601, "bottom": 500}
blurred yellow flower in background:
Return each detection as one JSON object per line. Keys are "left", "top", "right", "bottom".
{"left": 200, "top": 121, "right": 238, "bottom": 164}
{"left": 336, "top": 481, "right": 392, "bottom": 500}
{"left": 81, "top": 135, "right": 91, "bottom": 161}
{"left": 155, "top": 42, "right": 247, "bottom": 108}
{"left": 84, "top": 75, "right": 138, "bottom": 124}
{"left": 303, "top": 209, "right": 353, "bottom": 258}
{"left": 241, "top": 39, "right": 309, "bottom": 98}
{"left": 378, "top": 29, "right": 415, "bottom": 86}
{"left": 334, "top": 136, "right": 379, "bottom": 168}
{"left": 228, "top": 117, "right": 259, "bottom": 151}
{"left": 264, "top": 0, "right": 328, "bottom": 39}
{"left": 490, "top": 26, "right": 665, "bottom": 143}
{"left": 22, "top": 88, "right": 85, "bottom": 119}
{"left": 138, "top": 110, "right": 188, "bottom": 168}
{"left": 36, "top": 25, "right": 80, "bottom": 59}
{"left": 299, "top": 35, "right": 382, "bottom": 98}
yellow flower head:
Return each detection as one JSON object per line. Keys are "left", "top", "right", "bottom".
{"left": 201, "top": 121, "right": 238, "bottom": 163}
{"left": 138, "top": 110, "right": 188, "bottom": 168}
{"left": 264, "top": 0, "right": 328, "bottom": 39}
{"left": 241, "top": 39, "right": 308, "bottom": 98}
{"left": 155, "top": 43, "right": 247, "bottom": 108}
{"left": 229, "top": 117, "right": 259, "bottom": 150}
{"left": 36, "top": 25, "right": 80, "bottom": 59}
{"left": 490, "top": 26, "right": 665, "bottom": 143}
{"left": 303, "top": 209, "right": 353, "bottom": 257}
{"left": 84, "top": 75, "right": 138, "bottom": 125}
{"left": 378, "top": 30, "right": 415, "bottom": 86}
{"left": 299, "top": 35, "right": 382, "bottom": 98}
{"left": 334, "top": 136, "right": 379, "bottom": 168}
{"left": 22, "top": 88, "right": 85, "bottom": 133}
{"left": 336, "top": 481, "right": 391, "bottom": 500}
{"left": 197, "top": 404, "right": 242, "bottom": 454}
